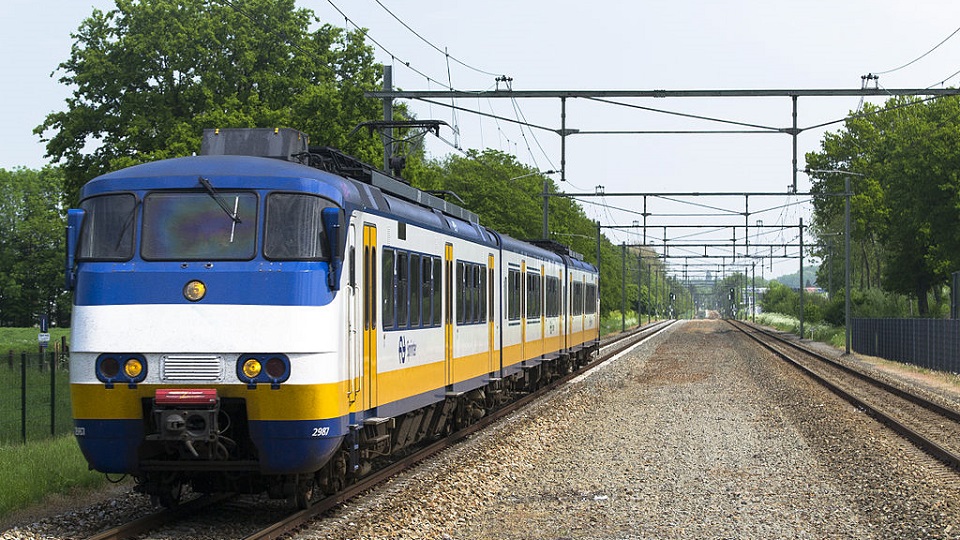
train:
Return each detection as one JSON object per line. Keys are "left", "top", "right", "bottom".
{"left": 66, "top": 128, "right": 600, "bottom": 507}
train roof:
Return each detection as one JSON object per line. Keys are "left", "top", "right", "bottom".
{"left": 80, "top": 154, "right": 354, "bottom": 206}
{"left": 80, "top": 128, "right": 594, "bottom": 270}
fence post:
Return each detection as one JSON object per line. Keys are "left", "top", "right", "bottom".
{"left": 7, "top": 350, "right": 12, "bottom": 370}
{"left": 21, "top": 353, "right": 27, "bottom": 444}
{"left": 50, "top": 351, "right": 56, "bottom": 437}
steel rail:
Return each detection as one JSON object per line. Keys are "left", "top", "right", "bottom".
{"left": 728, "top": 319, "right": 960, "bottom": 473}
{"left": 85, "top": 321, "right": 675, "bottom": 540}
{"left": 85, "top": 493, "right": 234, "bottom": 540}
{"left": 244, "top": 320, "right": 676, "bottom": 540}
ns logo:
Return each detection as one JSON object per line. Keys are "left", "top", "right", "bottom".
{"left": 398, "top": 336, "right": 418, "bottom": 364}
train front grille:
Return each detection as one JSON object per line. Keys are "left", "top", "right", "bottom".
{"left": 161, "top": 355, "right": 224, "bottom": 382}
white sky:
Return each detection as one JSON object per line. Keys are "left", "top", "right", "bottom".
{"left": 2, "top": 0, "right": 960, "bottom": 278}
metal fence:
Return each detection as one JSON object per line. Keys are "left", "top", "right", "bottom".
{"left": 0, "top": 350, "right": 72, "bottom": 445}
{"left": 851, "top": 318, "right": 960, "bottom": 374}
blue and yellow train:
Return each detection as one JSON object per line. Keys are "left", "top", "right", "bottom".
{"left": 66, "top": 128, "right": 599, "bottom": 506}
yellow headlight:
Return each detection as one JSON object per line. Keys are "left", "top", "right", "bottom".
{"left": 242, "top": 358, "right": 262, "bottom": 379}
{"left": 183, "top": 280, "right": 206, "bottom": 302}
{"left": 124, "top": 358, "right": 143, "bottom": 378}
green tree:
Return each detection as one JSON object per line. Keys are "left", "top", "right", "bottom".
{"left": 760, "top": 281, "right": 797, "bottom": 317}
{"left": 36, "top": 0, "right": 388, "bottom": 204}
{"left": 417, "top": 149, "right": 631, "bottom": 315}
{"left": 0, "top": 168, "right": 69, "bottom": 327}
{"left": 806, "top": 96, "right": 960, "bottom": 316}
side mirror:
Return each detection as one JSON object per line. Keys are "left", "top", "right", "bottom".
{"left": 65, "top": 209, "right": 85, "bottom": 290}
{"left": 322, "top": 207, "right": 344, "bottom": 291}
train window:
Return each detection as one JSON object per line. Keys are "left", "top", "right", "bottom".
{"left": 382, "top": 248, "right": 395, "bottom": 329}
{"left": 432, "top": 258, "right": 443, "bottom": 326}
{"left": 469, "top": 265, "right": 478, "bottom": 323}
{"left": 585, "top": 284, "right": 597, "bottom": 314}
{"left": 488, "top": 267, "right": 494, "bottom": 322}
{"left": 398, "top": 252, "right": 409, "bottom": 328}
{"left": 410, "top": 254, "right": 421, "bottom": 327}
{"left": 456, "top": 262, "right": 466, "bottom": 324}
{"left": 527, "top": 272, "right": 542, "bottom": 320}
{"left": 479, "top": 266, "right": 487, "bottom": 323}
{"left": 348, "top": 246, "right": 356, "bottom": 288}
{"left": 508, "top": 269, "right": 521, "bottom": 321}
{"left": 421, "top": 257, "right": 432, "bottom": 326}
{"left": 264, "top": 193, "right": 335, "bottom": 260}
{"left": 572, "top": 281, "right": 584, "bottom": 316}
{"left": 142, "top": 192, "right": 258, "bottom": 260}
{"left": 545, "top": 276, "right": 559, "bottom": 318}
{"left": 78, "top": 193, "right": 137, "bottom": 261}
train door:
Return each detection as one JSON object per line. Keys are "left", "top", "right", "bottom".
{"left": 487, "top": 255, "right": 495, "bottom": 373}
{"left": 361, "top": 224, "right": 378, "bottom": 410}
{"left": 444, "top": 243, "right": 454, "bottom": 385}
{"left": 520, "top": 260, "right": 526, "bottom": 361}
{"left": 347, "top": 223, "right": 360, "bottom": 405}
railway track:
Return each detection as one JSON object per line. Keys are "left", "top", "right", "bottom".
{"left": 729, "top": 318, "right": 960, "bottom": 474}
{"left": 83, "top": 320, "right": 675, "bottom": 540}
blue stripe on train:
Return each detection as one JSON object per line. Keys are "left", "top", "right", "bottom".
{"left": 74, "top": 263, "right": 336, "bottom": 306}
{"left": 74, "top": 417, "right": 346, "bottom": 475}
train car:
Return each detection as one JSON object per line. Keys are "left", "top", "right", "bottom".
{"left": 66, "top": 128, "right": 599, "bottom": 507}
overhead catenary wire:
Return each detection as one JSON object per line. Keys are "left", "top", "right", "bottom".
{"left": 371, "top": 0, "right": 505, "bottom": 79}
{"left": 324, "top": 0, "right": 464, "bottom": 93}
{"left": 870, "top": 24, "right": 960, "bottom": 76}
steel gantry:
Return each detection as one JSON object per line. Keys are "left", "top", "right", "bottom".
{"left": 369, "top": 80, "right": 926, "bottom": 339}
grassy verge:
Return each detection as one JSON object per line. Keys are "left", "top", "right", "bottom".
{"left": 754, "top": 312, "right": 846, "bottom": 349}
{"left": 0, "top": 368, "right": 72, "bottom": 446}
{"left": 0, "top": 435, "right": 106, "bottom": 521}
{"left": 600, "top": 311, "right": 639, "bottom": 336}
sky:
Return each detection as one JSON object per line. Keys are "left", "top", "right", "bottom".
{"left": 3, "top": 0, "right": 960, "bottom": 279}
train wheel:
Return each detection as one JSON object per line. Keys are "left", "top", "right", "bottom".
{"left": 151, "top": 481, "right": 183, "bottom": 509}
{"left": 291, "top": 478, "right": 315, "bottom": 510}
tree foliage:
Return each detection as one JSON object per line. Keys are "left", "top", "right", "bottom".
{"left": 36, "top": 0, "right": 388, "bottom": 204}
{"left": 411, "top": 150, "right": 672, "bottom": 315}
{"left": 0, "top": 168, "right": 69, "bottom": 327}
{"left": 806, "top": 96, "right": 960, "bottom": 316}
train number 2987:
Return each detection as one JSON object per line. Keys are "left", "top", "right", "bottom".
{"left": 311, "top": 427, "right": 330, "bottom": 437}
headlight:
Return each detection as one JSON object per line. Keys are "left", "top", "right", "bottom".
{"left": 183, "top": 280, "right": 206, "bottom": 302}
{"left": 265, "top": 357, "right": 287, "bottom": 379}
{"left": 123, "top": 358, "right": 143, "bottom": 378}
{"left": 99, "top": 357, "right": 120, "bottom": 379}
{"left": 242, "top": 358, "right": 262, "bottom": 379}
{"left": 237, "top": 354, "right": 290, "bottom": 388}
{"left": 96, "top": 354, "right": 147, "bottom": 387}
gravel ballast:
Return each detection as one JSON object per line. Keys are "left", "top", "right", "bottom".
{"left": 302, "top": 320, "right": 960, "bottom": 539}
{"left": 4, "top": 319, "right": 960, "bottom": 539}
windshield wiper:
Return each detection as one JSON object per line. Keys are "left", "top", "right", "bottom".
{"left": 198, "top": 176, "right": 242, "bottom": 225}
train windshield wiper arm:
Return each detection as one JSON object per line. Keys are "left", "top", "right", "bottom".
{"left": 198, "top": 176, "right": 242, "bottom": 225}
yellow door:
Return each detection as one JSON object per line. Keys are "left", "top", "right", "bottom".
{"left": 361, "top": 224, "right": 378, "bottom": 410}
{"left": 444, "top": 243, "right": 454, "bottom": 385}
{"left": 488, "top": 257, "right": 495, "bottom": 373}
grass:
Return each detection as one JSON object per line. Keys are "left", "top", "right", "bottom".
{"left": 0, "top": 327, "right": 73, "bottom": 446}
{"left": 0, "top": 435, "right": 106, "bottom": 522}
{"left": 0, "top": 328, "right": 109, "bottom": 523}
{"left": 0, "top": 367, "right": 73, "bottom": 446}
{"left": 754, "top": 312, "right": 846, "bottom": 349}
{"left": 0, "top": 327, "right": 70, "bottom": 356}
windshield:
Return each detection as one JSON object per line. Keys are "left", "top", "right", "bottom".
{"left": 78, "top": 194, "right": 137, "bottom": 261}
{"left": 264, "top": 193, "right": 336, "bottom": 260}
{"left": 141, "top": 191, "right": 258, "bottom": 260}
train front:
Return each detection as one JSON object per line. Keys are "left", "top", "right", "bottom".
{"left": 66, "top": 151, "right": 351, "bottom": 503}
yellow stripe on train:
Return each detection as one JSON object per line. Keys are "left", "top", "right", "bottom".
{"left": 70, "top": 382, "right": 351, "bottom": 421}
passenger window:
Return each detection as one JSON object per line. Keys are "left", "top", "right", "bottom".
{"left": 382, "top": 249, "right": 395, "bottom": 329}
